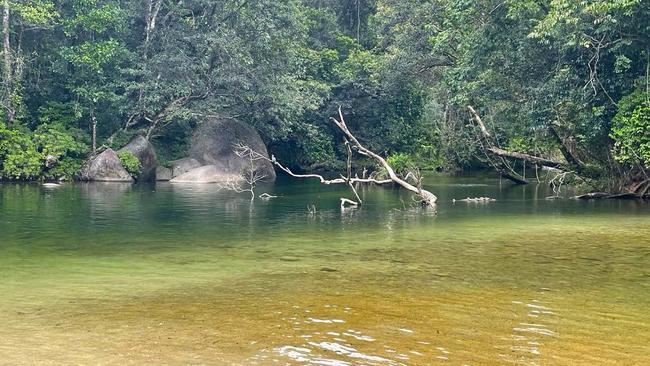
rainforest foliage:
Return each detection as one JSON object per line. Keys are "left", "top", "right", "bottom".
{"left": 0, "top": 0, "right": 648, "bottom": 191}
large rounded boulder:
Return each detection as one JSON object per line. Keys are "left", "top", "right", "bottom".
{"left": 78, "top": 148, "right": 133, "bottom": 182}
{"left": 119, "top": 136, "right": 157, "bottom": 182}
{"left": 187, "top": 118, "right": 275, "bottom": 181}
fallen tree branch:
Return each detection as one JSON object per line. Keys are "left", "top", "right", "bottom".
{"left": 340, "top": 198, "right": 358, "bottom": 209}
{"left": 343, "top": 139, "right": 362, "bottom": 205}
{"left": 467, "top": 105, "right": 492, "bottom": 138}
{"left": 486, "top": 147, "right": 563, "bottom": 168}
{"left": 232, "top": 107, "right": 439, "bottom": 207}
{"left": 467, "top": 105, "right": 568, "bottom": 184}
{"left": 549, "top": 123, "right": 584, "bottom": 168}
{"left": 235, "top": 142, "right": 364, "bottom": 206}
{"left": 331, "top": 107, "right": 438, "bottom": 205}
{"left": 234, "top": 143, "right": 392, "bottom": 186}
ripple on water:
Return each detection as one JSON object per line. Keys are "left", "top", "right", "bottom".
{"left": 246, "top": 304, "right": 453, "bottom": 366}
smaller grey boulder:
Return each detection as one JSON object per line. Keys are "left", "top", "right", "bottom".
{"left": 170, "top": 165, "right": 242, "bottom": 183}
{"left": 156, "top": 166, "right": 172, "bottom": 181}
{"left": 170, "top": 158, "right": 201, "bottom": 178}
{"left": 79, "top": 148, "right": 133, "bottom": 182}
{"left": 119, "top": 136, "right": 157, "bottom": 182}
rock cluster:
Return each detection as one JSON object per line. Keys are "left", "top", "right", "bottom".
{"left": 79, "top": 118, "right": 276, "bottom": 184}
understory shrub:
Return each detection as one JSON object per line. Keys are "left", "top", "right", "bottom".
{"left": 117, "top": 150, "right": 142, "bottom": 178}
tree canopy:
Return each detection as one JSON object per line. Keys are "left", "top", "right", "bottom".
{"left": 0, "top": 0, "right": 648, "bottom": 193}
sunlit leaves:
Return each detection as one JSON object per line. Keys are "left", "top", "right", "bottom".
{"left": 60, "top": 39, "right": 122, "bottom": 72}
{"left": 0, "top": 122, "right": 88, "bottom": 180}
{"left": 611, "top": 91, "right": 650, "bottom": 166}
{"left": 12, "top": 0, "right": 58, "bottom": 26}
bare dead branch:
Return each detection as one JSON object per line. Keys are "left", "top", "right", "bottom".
{"left": 259, "top": 193, "right": 277, "bottom": 200}
{"left": 233, "top": 142, "right": 392, "bottom": 186}
{"left": 217, "top": 144, "right": 269, "bottom": 201}
{"left": 232, "top": 105, "right": 439, "bottom": 209}
{"left": 340, "top": 198, "right": 358, "bottom": 209}
{"left": 330, "top": 107, "right": 438, "bottom": 205}
{"left": 467, "top": 105, "right": 491, "bottom": 138}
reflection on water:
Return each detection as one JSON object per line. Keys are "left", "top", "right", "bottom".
{"left": 0, "top": 174, "right": 649, "bottom": 365}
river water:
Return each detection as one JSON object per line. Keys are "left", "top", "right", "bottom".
{"left": 1, "top": 175, "right": 649, "bottom": 365}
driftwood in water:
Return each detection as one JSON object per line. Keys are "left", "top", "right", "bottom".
{"left": 467, "top": 106, "right": 529, "bottom": 184}
{"left": 216, "top": 146, "right": 269, "bottom": 201}
{"left": 259, "top": 193, "right": 277, "bottom": 200}
{"left": 452, "top": 197, "right": 496, "bottom": 203}
{"left": 340, "top": 198, "right": 358, "bottom": 208}
{"left": 467, "top": 107, "right": 650, "bottom": 196}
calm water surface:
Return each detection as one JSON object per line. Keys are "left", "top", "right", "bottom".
{"left": 1, "top": 175, "right": 649, "bottom": 365}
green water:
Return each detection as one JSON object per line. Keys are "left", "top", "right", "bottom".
{"left": 1, "top": 176, "right": 649, "bottom": 365}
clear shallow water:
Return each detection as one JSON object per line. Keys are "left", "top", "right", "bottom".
{"left": 1, "top": 175, "right": 649, "bottom": 365}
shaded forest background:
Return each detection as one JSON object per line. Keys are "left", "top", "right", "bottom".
{"left": 0, "top": 0, "right": 648, "bottom": 193}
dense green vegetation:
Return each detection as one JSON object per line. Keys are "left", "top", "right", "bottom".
{"left": 0, "top": 0, "right": 648, "bottom": 193}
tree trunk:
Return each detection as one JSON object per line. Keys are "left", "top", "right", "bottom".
{"left": 548, "top": 124, "right": 583, "bottom": 167}
{"left": 2, "top": 0, "right": 13, "bottom": 126}
{"left": 91, "top": 107, "right": 97, "bottom": 154}
{"left": 138, "top": 0, "right": 162, "bottom": 105}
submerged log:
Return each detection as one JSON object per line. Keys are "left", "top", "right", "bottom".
{"left": 572, "top": 192, "right": 610, "bottom": 200}
{"left": 500, "top": 170, "right": 529, "bottom": 185}
{"left": 606, "top": 193, "right": 642, "bottom": 200}
{"left": 452, "top": 197, "right": 496, "bottom": 203}
{"left": 572, "top": 192, "right": 645, "bottom": 200}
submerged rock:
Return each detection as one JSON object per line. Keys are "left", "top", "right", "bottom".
{"left": 42, "top": 183, "right": 62, "bottom": 188}
{"left": 279, "top": 256, "right": 300, "bottom": 262}
{"left": 170, "top": 165, "right": 242, "bottom": 183}
{"left": 188, "top": 117, "right": 275, "bottom": 182}
{"left": 78, "top": 148, "right": 133, "bottom": 182}
{"left": 169, "top": 157, "right": 201, "bottom": 178}
{"left": 119, "top": 136, "right": 157, "bottom": 182}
